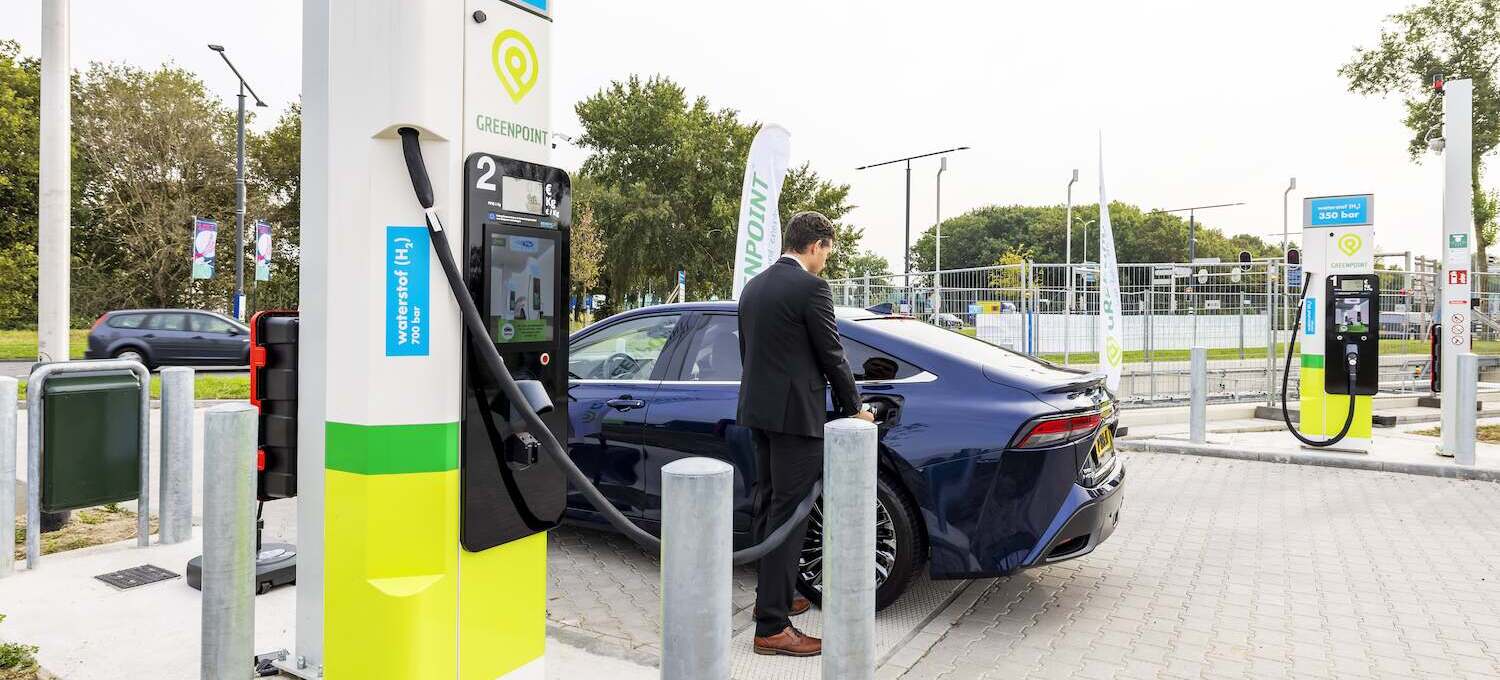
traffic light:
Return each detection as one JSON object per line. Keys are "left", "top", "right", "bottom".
{"left": 250, "top": 310, "right": 299, "bottom": 501}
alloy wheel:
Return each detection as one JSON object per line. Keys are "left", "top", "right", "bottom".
{"left": 797, "top": 496, "right": 898, "bottom": 595}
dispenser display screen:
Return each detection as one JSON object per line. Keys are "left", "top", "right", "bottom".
{"left": 502, "top": 176, "right": 546, "bottom": 216}
{"left": 488, "top": 230, "right": 556, "bottom": 344}
{"left": 1334, "top": 296, "right": 1371, "bottom": 333}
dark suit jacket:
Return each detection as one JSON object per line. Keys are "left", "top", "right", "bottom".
{"left": 736, "top": 256, "right": 861, "bottom": 438}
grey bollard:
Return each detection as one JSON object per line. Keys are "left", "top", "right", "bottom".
{"left": 823, "top": 418, "right": 878, "bottom": 680}
{"left": 1190, "top": 346, "right": 1208, "bottom": 444}
{"left": 0, "top": 376, "right": 15, "bottom": 577}
{"left": 201, "top": 404, "right": 257, "bottom": 680}
{"left": 1456, "top": 353, "right": 1478, "bottom": 466}
{"left": 660, "top": 457, "right": 733, "bottom": 680}
{"left": 159, "top": 367, "right": 194, "bottom": 544}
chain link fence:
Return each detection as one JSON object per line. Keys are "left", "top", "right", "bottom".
{"left": 830, "top": 261, "right": 1494, "bottom": 408}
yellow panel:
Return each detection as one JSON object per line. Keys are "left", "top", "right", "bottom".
{"left": 460, "top": 532, "right": 548, "bottom": 679}
{"left": 1299, "top": 366, "right": 1326, "bottom": 435}
{"left": 325, "top": 469, "right": 460, "bottom": 680}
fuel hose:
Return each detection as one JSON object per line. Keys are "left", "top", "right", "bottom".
{"left": 1280, "top": 278, "right": 1359, "bottom": 448}
{"left": 397, "top": 127, "right": 820, "bottom": 565}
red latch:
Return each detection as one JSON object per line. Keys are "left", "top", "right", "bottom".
{"left": 256, "top": 448, "right": 266, "bottom": 471}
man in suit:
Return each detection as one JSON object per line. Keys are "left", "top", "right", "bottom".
{"left": 738, "top": 211, "right": 875, "bottom": 657}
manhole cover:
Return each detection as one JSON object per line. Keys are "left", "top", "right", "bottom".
{"left": 95, "top": 564, "right": 180, "bottom": 590}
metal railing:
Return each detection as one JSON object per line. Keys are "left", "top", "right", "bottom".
{"left": 831, "top": 261, "right": 1492, "bottom": 408}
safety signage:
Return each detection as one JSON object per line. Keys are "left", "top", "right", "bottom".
{"left": 1205, "top": 300, "right": 1222, "bottom": 310}
{"left": 1304, "top": 194, "right": 1373, "bottom": 227}
{"left": 1304, "top": 298, "right": 1316, "bottom": 336}
{"left": 385, "top": 226, "right": 430, "bottom": 357}
{"left": 1449, "top": 270, "right": 1468, "bottom": 285}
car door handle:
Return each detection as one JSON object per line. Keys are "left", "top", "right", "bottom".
{"left": 606, "top": 398, "right": 646, "bottom": 411}
{"left": 143, "top": 334, "right": 156, "bottom": 338}
{"left": 192, "top": 336, "right": 205, "bottom": 340}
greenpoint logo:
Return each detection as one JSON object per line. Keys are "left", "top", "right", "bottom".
{"left": 1337, "top": 233, "right": 1362, "bottom": 257}
{"left": 492, "top": 29, "right": 539, "bottom": 103}
{"left": 1105, "top": 337, "right": 1122, "bottom": 367}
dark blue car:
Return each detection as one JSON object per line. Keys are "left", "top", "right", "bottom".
{"left": 566, "top": 302, "right": 1124, "bottom": 609}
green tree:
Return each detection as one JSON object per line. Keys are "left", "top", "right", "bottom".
{"left": 574, "top": 75, "right": 864, "bottom": 301}
{"left": 568, "top": 178, "right": 606, "bottom": 321}
{"left": 1339, "top": 0, "right": 1500, "bottom": 269}
{"left": 911, "top": 202, "right": 1279, "bottom": 270}
{"left": 70, "top": 62, "right": 238, "bottom": 319}
{"left": 0, "top": 41, "right": 41, "bottom": 328}
{"left": 834, "top": 249, "right": 890, "bottom": 278}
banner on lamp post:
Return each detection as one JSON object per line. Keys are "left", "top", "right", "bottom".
{"left": 254, "top": 220, "right": 272, "bottom": 281}
{"left": 191, "top": 217, "right": 218, "bottom": 280}
{"left": 1096, "top": 137, "right": 1124, "bottom": 392}
{"left": 731, "top": 124, "right": 792, "bottom": 299}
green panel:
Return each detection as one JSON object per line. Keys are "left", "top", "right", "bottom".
{"left": 1300, "top": 354, "right": 1325, "bottom": 369}
{"left": 325, "top": 421, "right": 459, "bottom": 475}
{"left": 41, "top": 374, "right": 141, "bottom": 512}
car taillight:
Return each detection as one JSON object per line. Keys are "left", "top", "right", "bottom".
{"left": 1014, "top": 411, "right": 1102, "bottom": 449}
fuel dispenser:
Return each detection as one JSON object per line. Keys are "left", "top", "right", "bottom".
{"left": 458, "top": 152, "right": 571, "bottom": 551}
{"left": 1280, "top": 194, "right": 1379, "bottom": 451}
{"left": 293, "top": 2, "right": 816, "bottom": 677}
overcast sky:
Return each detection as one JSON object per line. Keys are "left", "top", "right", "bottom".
{"left": 8, "top": 0, "right": 1491, "bottom": 267}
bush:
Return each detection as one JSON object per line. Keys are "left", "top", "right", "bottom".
{"left": 0, "top": 614, "right": 39, "bottom": 677}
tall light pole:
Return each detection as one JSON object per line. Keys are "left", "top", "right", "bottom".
{"left": 38, "top": 0, "right": 70, "bottom": 363}
{"left": 856, "top": 146, "right": 970, "bottom": 291}
{"left": 1078, "top": 219, "right": 1096, "bottom": 265}
{"left": 934, "top": 157, "right": 948, "bottom": 320}
{"left": 208, "top": 44, "right": 268, "bottom": 321}
{"left": 1147, "top": 202, "right": 1246, "bottom": 261}
{"left": 1281, "top": 177, "right": 1297, "bottom": 254}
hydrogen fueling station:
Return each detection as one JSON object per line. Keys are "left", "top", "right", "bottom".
{"left": 4, "top": 2, "right": 1500, "bottom": 679}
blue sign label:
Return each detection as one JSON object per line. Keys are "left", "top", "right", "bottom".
{"left": 1306, "top": 195, "right": 1372, "bottom": 227}
{"left": 386, "top": 226, "right": 430, "bottom": 357}
{"left": 1288, "top": 265, "right": 1302, "bottom": 288}
{"left": 968, "top": 303, "right": 981, "bottom": 316}
{"left": 1304, "top": 298, "right": 1316, "bottom": 336}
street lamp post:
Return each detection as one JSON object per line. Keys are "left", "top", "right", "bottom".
{"left": 934, "top": 157, "right": 947, "bottom": 321}
{"left": 856, "top": 146, "right": 970, "bottom": 296}
{"left": 1282, "top": 177, "right": 1297, "bottom": 254}
{"left": 1064, "top": 170, "right": 1079, "bottom": 365}
{"left": 208, "top": 44, "right": 268, "bottom": 321}
{"left": 1079, "top": 219, "right": 1096, "bottom": 266}
{"left": 1147, "top": 202, "right": 1246, "bottom": 262}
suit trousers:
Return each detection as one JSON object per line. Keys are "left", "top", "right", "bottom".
{"left": 751, "top": 428, "right": 824, "bottom": 637}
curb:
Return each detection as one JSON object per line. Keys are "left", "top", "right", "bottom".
{"left": 1118, "top": 438, "right": 1500, "bottom": 482}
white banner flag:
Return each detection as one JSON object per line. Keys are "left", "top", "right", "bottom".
{"left": 731, "top": 124, "right": 792, "bottom": 299}
{"left": 1096, "top": 136, "right": 1124, "bottom": 392}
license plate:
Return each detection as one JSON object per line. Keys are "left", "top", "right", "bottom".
{"left": 1093, "top": 427, "right": 1116, "bottom": 466}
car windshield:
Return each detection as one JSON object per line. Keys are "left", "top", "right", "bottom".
{"left": 855, "top": 317, "right": 1059, "bottom": 372}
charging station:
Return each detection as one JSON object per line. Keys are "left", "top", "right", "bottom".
{"left": 1288, "top": 194, "right": 1378, "bottom": 452}
{"left": 295, "top": 1, "right": 564, "bottom": 677}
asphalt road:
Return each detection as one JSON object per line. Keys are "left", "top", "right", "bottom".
{"left": 0, "top": 360, "right": 247, "bottom": 379}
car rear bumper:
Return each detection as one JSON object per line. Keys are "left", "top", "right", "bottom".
{"left": 923, "top": 436, "right": 1125, "bottom": 580}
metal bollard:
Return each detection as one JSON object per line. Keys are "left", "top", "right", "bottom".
{"left": 1190, "top": 346, "right": 1207, "bottom": 444}
{"left": 0, "top": 376, "right": 15, "bottom": 577}
{"left": 201, "top": 404, "right": 256, "bottom": 680}
{"left": 823, "top": 418, "right": 878, "bottom": 680}
{"left": 660, "top": 457, "right": 732, "bottom": 680}
{"left": 1456, "top": 353, "right": 1478, "bottom": 466}
{"left": 159, "top": 367, "right": 194, "bottom": 544}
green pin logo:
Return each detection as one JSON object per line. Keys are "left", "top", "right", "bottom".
{"left": 1105, "top": 337, "right": 1123, "bottom": 367}
{"left": 492, "top": 29, "right": 539, "bottom": 104}
{"left": 1337, "top": 233, "right": 1362, "bottom": 257}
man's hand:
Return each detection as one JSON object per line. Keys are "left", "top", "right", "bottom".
{"left": 854, "top": 410, "right": 876, "bottom": 423}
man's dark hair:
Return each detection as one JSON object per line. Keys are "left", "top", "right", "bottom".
{"left": 784, "top": 211, "right": 837, "bottom": 254}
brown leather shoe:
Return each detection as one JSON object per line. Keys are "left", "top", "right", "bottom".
{"left": 753, "top": 596, "right": 812, "bottom": 619}
{"left": 754, "top": 626, "right": 821, "bottom": 657}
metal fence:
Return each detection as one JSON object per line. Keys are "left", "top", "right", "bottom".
{"left": 830, "top": 261, "right": 1498, "bottom": 408}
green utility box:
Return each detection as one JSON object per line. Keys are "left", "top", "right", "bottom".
{"left": 40, "top": 372, "right": 142, "bottom": 513}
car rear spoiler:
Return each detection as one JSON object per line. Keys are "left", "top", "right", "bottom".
{"left": 1043, "top": 372, "right": 1107, "bottom": 396}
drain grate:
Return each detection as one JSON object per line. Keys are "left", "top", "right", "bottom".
{"left": 95, "top": 564, "right": 180, "bottom": 590}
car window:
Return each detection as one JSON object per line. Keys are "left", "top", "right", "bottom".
{"left": 570, "top": 314, "right": 680, "bottom": 381}
{"left": 108, "top": 314, "right": 147, "bottom": 329}
{"left": 144, "top": 313, "right": 189, "bottom": 331}
{"left": 681, "top": 315, "right": 741, "bottom": 381}
{"left": 191, "top": 314, "right": 235, "bottom": 334}
{"left": 843, "top": 337, "right": 922, "bottom": 381}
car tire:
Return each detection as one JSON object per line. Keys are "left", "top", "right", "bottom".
{"left": 795, "top": 474, "right": 924, "bottom": 612}
{"left": 113, "top": 347, "right": 152, "bottom": 369}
